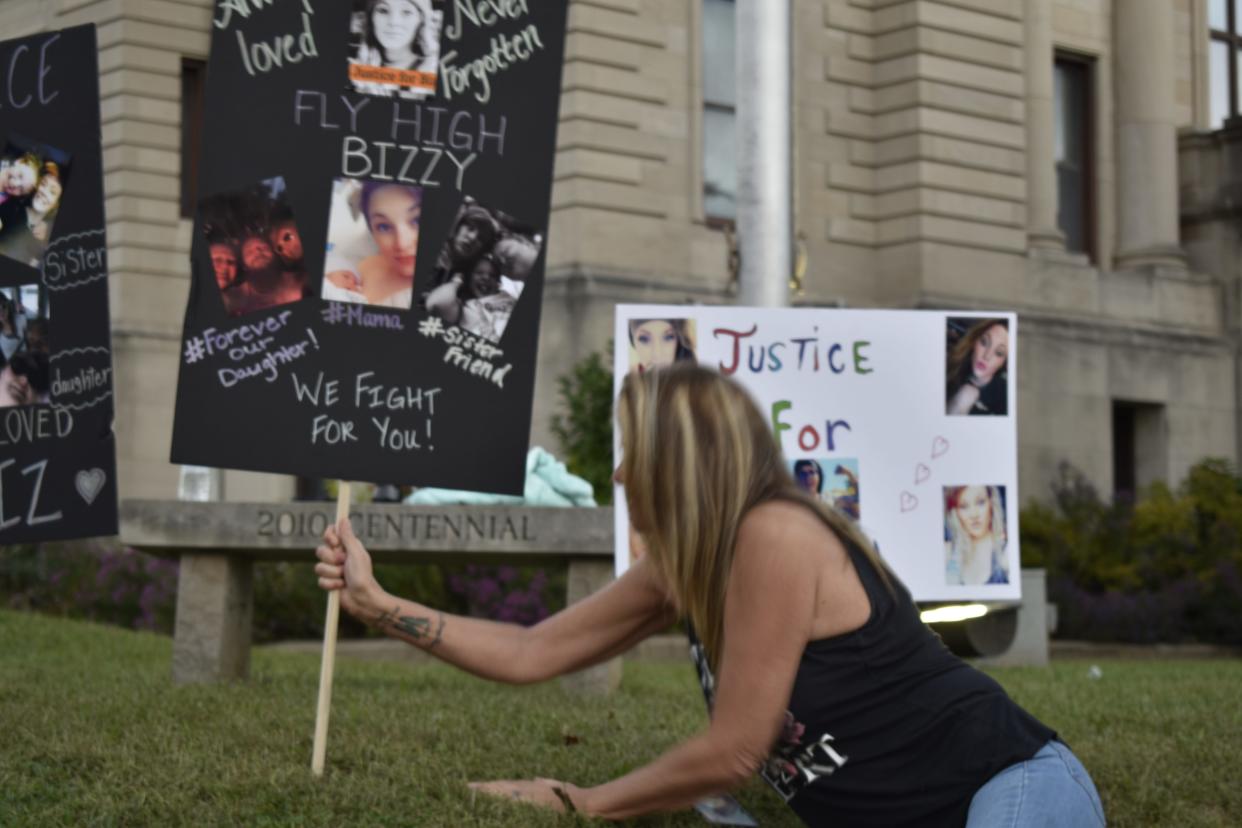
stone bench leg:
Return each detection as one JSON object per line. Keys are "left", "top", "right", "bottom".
{"left": 172, "top": 553, "right": 254, "bottom": 684}
{"left": 559, "top": 558, "right": 622, "bottom": 696}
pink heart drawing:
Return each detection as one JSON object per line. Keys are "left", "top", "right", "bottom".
{"left": 915, "top": 463, "right": 931, "bottom": 485}
{"left": 931, "top": 436, "right": 950, "bottom": 459}
{"left": 900, "top": 491, "right": 918, "bottom": 513}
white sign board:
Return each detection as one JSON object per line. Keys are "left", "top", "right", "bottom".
{"left": 613, "top": 306, "right": 1019, "bottom": 603}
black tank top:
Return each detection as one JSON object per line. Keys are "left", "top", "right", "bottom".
{"left": 687, "top": 540, "right": 1054, "bottom": 827}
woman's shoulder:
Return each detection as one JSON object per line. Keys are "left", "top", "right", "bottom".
{"left": 736, "top": 499, "right": 846, "bottom": 565}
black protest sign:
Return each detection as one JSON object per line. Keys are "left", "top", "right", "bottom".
{"left": 172, "top": 0, "right": 569, "bottom": 495}
{"left": 0, "top": 25, "right": 118, "bottom": 543}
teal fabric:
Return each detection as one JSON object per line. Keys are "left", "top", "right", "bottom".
{"left": 403, "top": 447, "right": 597, "bottom": 507}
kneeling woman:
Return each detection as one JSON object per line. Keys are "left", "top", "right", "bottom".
{"left": 315, "top": 364, "right": 1104, "bottom": 826}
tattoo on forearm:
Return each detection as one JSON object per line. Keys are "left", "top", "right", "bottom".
{"left": 374, "top": 606, "right": 445, "bottom": 650}
{"left": 429, "top": 612, "right": 445, "bottom": 650}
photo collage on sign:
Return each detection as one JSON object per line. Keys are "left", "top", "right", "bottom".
{"left": 422, "top": 198, "right": 543, "bottom": 343}
{"left": 200, "top": 1, "right": 545, "bottom": 343}
{"left": 0, "top": 283, "right": 50, "bottom": 408}
{"left": 200, "top": 177, "right": 310, "bottom": 318}
{"left": 942, "top": 316, "right": 1012, "bottom": 586}
{"left": 0, "top": 135, "right": 70, "bottom": 270}
{"left": 346, "top": 0, "right": 445, "bottom": 99}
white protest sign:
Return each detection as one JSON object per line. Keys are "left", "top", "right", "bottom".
{"left": 613, "top": 306, "right": 1019, "bottom": 603}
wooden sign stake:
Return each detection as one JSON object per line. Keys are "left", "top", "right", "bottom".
{"left": 311, "top": 481, "right": 351, "bottom": 776}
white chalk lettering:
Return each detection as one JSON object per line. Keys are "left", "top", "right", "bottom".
{"left": 340, "top": 135, "right": 476, "bottom": 189}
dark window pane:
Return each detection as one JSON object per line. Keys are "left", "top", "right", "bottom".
{"left": 1210, "top": 39, "right": 1230, "bottom": 129}
{"left": 1210, "top": 0, "right": 1229, "bottom": 31}
{"left": 1057, "top": 166, "right": 1085, "bottom": 252}
{"left": 1054, "top": 56, "right": 1091, "bottom": 257}
{"left": 1054, "top": 62, "right": 1085, "bottom": 165}
{"left": 703, "top": 0, "right": 736, "bottom": 107}
{"left": 703, "top": 106, "right": 736, "bottom": 220}
{"left": 1113, "top": 402, "right": 1136, "bottom": 498}
{"left": 180, "top": 59, "right": 207, "bottom": 218}
{"left": 1237, "top": 46, "right": 1242, "bottom": 118}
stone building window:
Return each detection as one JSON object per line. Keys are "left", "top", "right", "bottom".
{"left": 1054, "top": 53, "right": 1094, "bottom": 260}
{"left": 180, "top": 59, "right": 207, "bottom": 218}
{"left": 1113, "top": 400, "right": 1168, "bottom": 499}
{"left": 1209, "top": 0, "right": 1242, "bottom": 128}
{"left": 702, "top": 0, "right": 737, "bottom": 223}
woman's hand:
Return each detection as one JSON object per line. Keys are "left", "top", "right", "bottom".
{"left": 315, "top": 518, "right": 383, "bottom": 618}
{"left": 468, "top": 778, "right": 589, "bottom": 816}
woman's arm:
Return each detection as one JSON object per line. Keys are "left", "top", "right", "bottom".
{"left": 316, "top": 519, "right": 676, "bottom": 685}
{"left": 573, "top": 502, "right": 821, "bottom": 819}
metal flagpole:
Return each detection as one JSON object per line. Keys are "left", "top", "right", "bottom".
{"left": 735, "top": 0, "right": 792, "bottom": 308}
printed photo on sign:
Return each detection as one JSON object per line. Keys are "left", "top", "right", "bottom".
{"left": 200, "top": 176, "right": 309, "bottom": 318}
{"left": 323, "top": 178, "right": 422, "bottom": 310}
{"left": 791, "top": 457, "right": 860, "bottom": 521}
{"left": 347, "top": 0, "right": 444, "bottom": 99}
{"left": 943, "top": 484, "right": 1009, "bottom": 586}
{"left": 423, "top": 197, "right": 542, "bottom": 343}
{"left": 0, "top": 283, "right": 50, "bottom": 408}
{"left": 627, "top": 318, "right": 697, "bottom": 374}
{"left": 945, "top": 316, "right": 1009, "bottom": 416}
{"left": 0, "top": 136, "right": 70, "bottom": 269}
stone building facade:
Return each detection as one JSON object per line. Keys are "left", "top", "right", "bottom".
{"left": 1, "top": 0, "right": 1237, "bottom": 507}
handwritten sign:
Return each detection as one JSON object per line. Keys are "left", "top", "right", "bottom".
{"left": 0, "top": 26, "right": 118, "bottom": 544}
{"left": 613, "top": 306, "right": 1021, "bottom": 603}
{"left": 171, "top": 1, "right": 570, "bottom": 493}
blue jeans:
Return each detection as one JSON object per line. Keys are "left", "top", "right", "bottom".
{"left": 966, "top": 740, "right": 1106, "bottom": 827}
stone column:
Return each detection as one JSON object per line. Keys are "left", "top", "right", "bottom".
{"left": 172, "top": 554, "right": 254, "bottom": 684}
{"left": 559, "top": 559, "right": 623, "bottom": 695}
{"left": 1025, "top": 0, "right": 1065, "bottom": 250}
{"left": 1114, "top": 0, "right": 1185, "bottom": 267}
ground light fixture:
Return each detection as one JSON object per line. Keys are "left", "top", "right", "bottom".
{"left": 920, "top": 604, "right": 989, "bottom": 624}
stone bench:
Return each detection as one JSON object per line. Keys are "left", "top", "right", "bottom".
{"left": 121, "top": 500, "right": 1049, "bottom": 691}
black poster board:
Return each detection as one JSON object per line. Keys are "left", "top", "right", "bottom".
{"left": 0, "top": 25, "right": 118, "bottom": 544}
{"left": 171, "top": 1, "right": 570, "bottom": 495}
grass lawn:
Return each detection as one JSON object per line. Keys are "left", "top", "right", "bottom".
{"left": 1, "top": 609, "right": 1238, "bottom": 827}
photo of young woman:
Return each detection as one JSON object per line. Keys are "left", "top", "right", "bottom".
{"left": 946, "top": 317, "right": 1010, "bottom": 416}
{"left": 943, "top": 484, "right": 1009, "bottom": 586}
{"left": 791, "top": 458, "right": 861, "bottom": 520}
{"left": 627, "top": 319, "right": 697, "bottom": 373}
{"left": 346, "top": 0, "right": 443, "bottom": 100}
{"left": 0, "top": 138, "right": 71, "bottom": 269}
{"left": 323, "top": 178, "right": 423, "bottom": 310}
{"left": 422, "top": 197, "right": 544, "bottom": 343}
{"left": 0, "top": 284, "right": 51, "bottom": 408}
{"left": 199, "top": 177, "right": 309, "bottom": 317}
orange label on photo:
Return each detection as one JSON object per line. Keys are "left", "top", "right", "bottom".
{"left": 349, "top": 63, "right": 437, "bottom": 91}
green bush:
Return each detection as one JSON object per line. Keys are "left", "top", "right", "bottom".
{"left": 550, "top": 344, "right": 615, "bottom": 505}
{"left": 1021, "top": 460, "right": 1242, "bottom": 645}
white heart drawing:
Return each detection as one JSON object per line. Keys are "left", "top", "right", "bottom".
{"left": 931, "top": 436, "right": 951, "bottom": 459}
{"left": 900, "top": 491, "right": 918, "bottom": 513}
{"left": 75, "top": 468, "right": 106, "bottom": 505}
{"left": 915, "top": 463, "right": 931, "bottom": 485}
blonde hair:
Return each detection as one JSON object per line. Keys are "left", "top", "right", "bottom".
{"left": 617, "top": 363, "right": 890, "bottom": 672}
